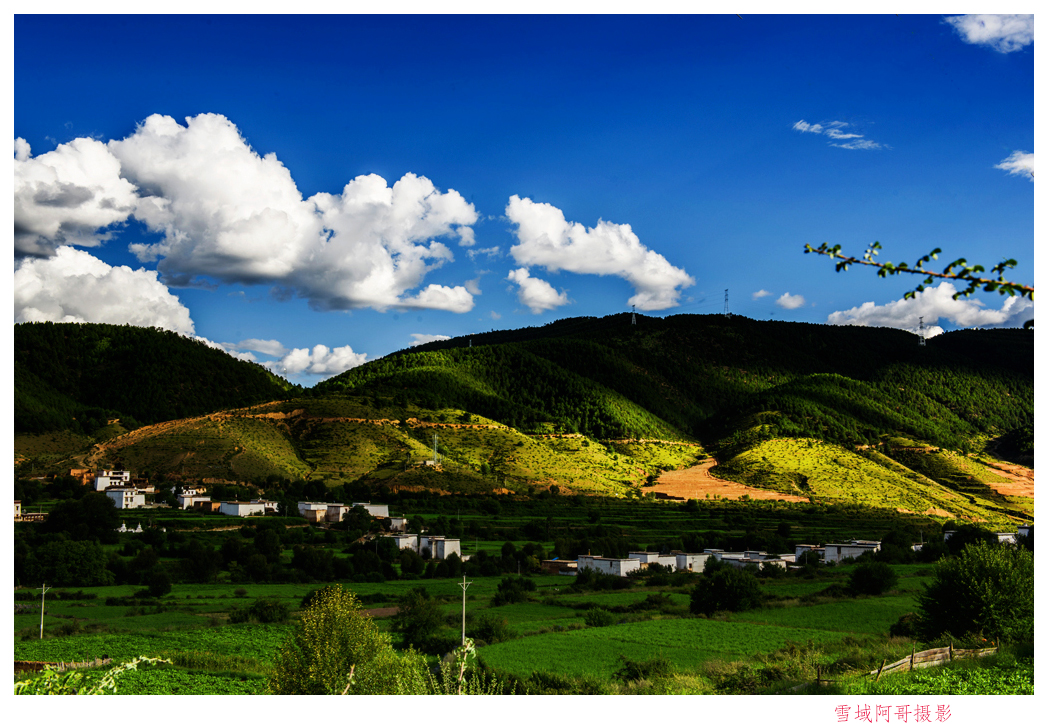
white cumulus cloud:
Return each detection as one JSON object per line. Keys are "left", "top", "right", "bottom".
{"left": 752, "top": 289, "right": 771, "bottom": 300}
{"left": 267, "top": 344, "right": 368, "bottom": 377}
{"left": 14, "top": 137, "right": 139, "bottom": 256}
{"left": 945, "top": 14, "right": 1034, "bottom": 53}
{"left": 776, "top": 292, "right": 806, "bottom": 310}
{"left": 995, "top": 151, "right": 1034, "bottom": 181}
{"left": 826, "top": 282, "right": 1033, "bottom": 332}
{"left": 505, "top": 195, "right": 694, "bottom": 310}
{"left": 410, "top": 333, "right": 452, "bottom": 347}
{"left": 103, "top": 113, "right": 479, "bottom": 313}
{"left": 236, "top": 338, "right": 289, "bottom": 357}
{"left": 792, "top": 120, "right": 886, "bottom": 150}
{"left": 506, "top": 267, "right": 570, "bottom": 314}
{"left": 14, "top": 246, "right": 195, "bottom": 334}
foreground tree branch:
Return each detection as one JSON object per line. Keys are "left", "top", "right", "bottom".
{"left": 804, "top": 242, "right": 1034, "bottom": 301}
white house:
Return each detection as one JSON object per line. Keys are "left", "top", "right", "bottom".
{"left": 389, "top": 533, "right": 419, "bottom": 551}
{"left": 177, "top": 494, "right": 211, "bottom": 510}
{"left": 220, "top": 500, "right": 266, "bottom": 517}
{"left": 794, "top": 544, "right": 824, "bottom": 562}
{"left": 675, "top": 552, "right": 711, "bottom": 572}
{"left": 419, "top": 536, "right": 461, "bottom": 560}
{"left": 388, "top": 517, "right": 408, "bottom": 532}
{"left": 297, "top": 501, "right": 328, "bottom": 523}
{"left": 577, "top": 555, "right": 641, "bottom": 577}
{"left": 105, "top": 486, "right": 146, "bottom": 510}
{"left": 823, "top": 540, "right": 881, "bottom": 564}
{"left": 1017, "top": 525, "right": 1032, "bottom": 537}
{"left": 95, "top": 470, "right": 132, "bottom": 491}
{"left": 353, "top": 502, "right": 389, "bottom": 518}
{"left": 628, "top": 551, "right": 677, "bottom": 569}
{"left": 15, "top": 500, "right": 22, "bottom": 520}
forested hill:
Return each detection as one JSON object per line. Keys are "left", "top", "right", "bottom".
{"left": 14, "top": 322, "right": 299, "bottom": 434}
{"left": 313, "top": 314, "right": 1033, "bottom": 452}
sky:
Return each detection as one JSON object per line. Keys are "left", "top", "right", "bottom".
{"left": 12, "top": 13, "right": 1036, "bottom": 387}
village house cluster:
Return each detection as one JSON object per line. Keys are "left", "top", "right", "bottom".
{"left": 14, "top": 468, "right": 1031, "bottom": 572}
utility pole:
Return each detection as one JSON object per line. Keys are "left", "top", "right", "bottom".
{"left": 458, "top": 575, "right": 473, "bottom": 645}
{"left": 918, "top": 316, "right": 926, "bottom": 347}
{"left": 724, "top": 289, "right": 730, "bottom": 316}
{"left": 631, "top": 304, "right": 636, "bottom": 326}
{"left": 38, "top": 583, "right": 51, "bottom": 639}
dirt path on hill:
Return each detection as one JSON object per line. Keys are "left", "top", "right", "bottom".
{"left": 978, "top": 459, "right": 1035, "bottom": 499}
{"left": 650, "top": 459, "right": 809, "bottom": 503}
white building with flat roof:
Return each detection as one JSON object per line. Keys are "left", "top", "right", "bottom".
{"left": 105, "top": 486, "right": 145, "bottom": 510}
{"left": 823, "top": 540, "right": 881, "bottom": 564}
{"left": 577, "top": 555, "right": 641, "bottom": 577}
{"left": 220, "top": 500, "right": 266, "bottom": 517}
{"left": 95, "top": 470, "right": 132, "bottom": 491}
{"left": 353, "top": 502, "right": 389, "bottom": 518}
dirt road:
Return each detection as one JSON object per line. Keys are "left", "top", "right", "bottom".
{"left": 650, "top": 458, "right": 809, "bottom": 503}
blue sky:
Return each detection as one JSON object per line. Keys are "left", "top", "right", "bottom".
{"left": 13, "top": 14, "right": 1035, "bottom": 386}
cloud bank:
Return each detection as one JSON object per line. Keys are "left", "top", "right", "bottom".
{"left": 505, "top": 195, "right": 694, "bottom": 311}
{"left": 15, "top": 113, "right": 479, "bottom": 314}
{"left": 14, "top": 246, "right": 195, "bottom": 334}
{"left": 945, "top": 14, "right": 1034, "bottom": 53}
{"left": 826, "top": 282, "right": 1033, "bottom": 334}
{"left": 14, "top": 138, "right": 138, "bottom": 257}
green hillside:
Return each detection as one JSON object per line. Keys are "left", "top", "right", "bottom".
{"left": 14, "top": 322, "right": 299, "bottom": 434}
{"left": 315, "top": 314, "right": 1032, "bottom": 453}
{"left": 13, "top": 316, "right": 1033, "bottom": 523}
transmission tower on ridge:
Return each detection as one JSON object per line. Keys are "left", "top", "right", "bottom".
{"left": 918, "top": 317, "right": 926, "bottom": 347}
{"left": 723, "top": 289, "right": 730, "bottom": 317}
{"left": 631, "top": 304, "right": 636, "bottom": 325}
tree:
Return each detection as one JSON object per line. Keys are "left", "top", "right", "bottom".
{"left": 390, "top": 586, "right": 449, "bottom": 654}
{"left": 41, "top": 492, "right": 120, "bottom": 543}
{"left": 690, "top": 566, "right": 762, "bottom": 616}
{"left": 847, "top": 561, "right": 898, "bottom": 596}
{"left": 916, "top": 542, "right": 1033, "bottom": 644}
{"left": 804, "top": 241, "right": 1033, "bottom": 302}
{"left": 269, "top": 585, "right": 392, "bottom": 694}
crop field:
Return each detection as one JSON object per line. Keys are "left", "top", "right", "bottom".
{"left": 14, "top": 624, "right": 291, "bottom": 664}
{"left": 478, "top": 617, "right": 851, "bottom": 679}
{"left": 733, "top": 595, "right": 919, "bottom": 634}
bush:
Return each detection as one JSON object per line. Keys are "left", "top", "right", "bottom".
{"left": 490, "top": 576, "right": 536, "bottom": 606}
{"left": 467, "top": 613, "right": 514, "bottom": 644}
{"left": 690, "top": 566, "right": 762, "bottom": 615}
{"left": 847, "top": 561, "right": 898, "bottom": 596}
{"left": 584, "top": 607, "right": 614, "bottom": 627}
{"left": 269, "top": 585, "right": 391, "bottom": 694}
{"left": 917, "top": 542, "right": 1033, "bottom": 644}
{"left": 390, "top": 587, "right": 448, "bottom": 654}
{"left": 614, "top": 654, "right": 673, "bottom": 683}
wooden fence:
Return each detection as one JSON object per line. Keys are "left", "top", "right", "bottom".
{"left": 782, "top": 643, "right": 998, "bottom": 693}
{"left": 14, "top": 657, "right": 112, "bottom": 674}
{"left": 868, "top": 643, "right": 999, "bottom": 680}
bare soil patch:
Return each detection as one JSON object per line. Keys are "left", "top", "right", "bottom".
{"left": 979, "top": 460, "right": 1035, "bottom": 499}
{"left": 651, "top": 459, "right": 809, "bottom": 503}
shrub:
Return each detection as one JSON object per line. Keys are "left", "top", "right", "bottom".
{"left": 584, "top": 607, "right": 615, "bottom": 627}
{"left": 916, "top": 542, "right": 1033, "bottom": 644}
{"left": 847, "top": 561, "right": 898, "bottom": 596}
{"left": 468, "top": 614, "right": 514, "bottom": 644}
{"left": 490, "top": 576, "right": 536, "bottom": 606}
{"left": 269, "top": 585, "right": 389, "bottom": 694}
{"left": 614, "top": 654, "right": 673, "bottom": 683}
{"left": 690, "top": 566, "right": 762, "bottom": 615}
